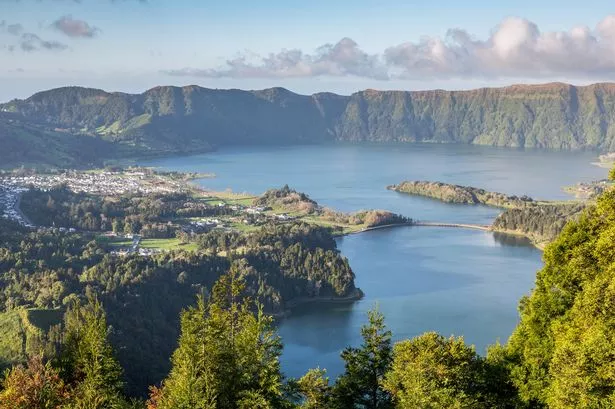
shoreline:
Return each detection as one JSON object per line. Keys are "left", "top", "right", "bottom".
{"left": 336, "top": 220, "right": 545, "bottom": 250}
{"left": 491, "top": 227, "right": 547, "bottom": 250}
{"left": 273, "top": 288, "right": 365, "bottom": 319}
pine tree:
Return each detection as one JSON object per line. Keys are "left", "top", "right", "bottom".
{"left": 296, "top": 368, "right": 331, "bottom": 409}
{"left": 156, "top": 263, "right": 284, "bottom": 409}
{"left": 382, "top": 333, "right": 488, "bottom": 409}
{"left": 331, "top": 308, "right": 393, "bottom": 409}
{"left": 59, "top": 296, "right": 126, "bottom": 409}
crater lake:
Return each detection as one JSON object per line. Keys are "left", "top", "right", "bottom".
{"left": 141, "top": 143, "right": 607, "bottom": 378}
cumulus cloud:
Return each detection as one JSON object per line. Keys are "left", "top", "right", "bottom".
{"left": 52, "top": 15, "right": 99, "bottom": 38}
{"left": 384, "top": 16, "right": 615, "bottom": 79}
{"left": 164, "top": 37, "right": 389, "bottom": 80}
{"left": 164, "top": 15, "right": 615, "bottom": 81}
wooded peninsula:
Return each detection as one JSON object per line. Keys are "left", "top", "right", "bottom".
{"left": 388, "top": 179, "right": 595, "bottom": 247}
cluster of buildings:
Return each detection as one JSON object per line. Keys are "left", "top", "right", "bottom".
{"left": 0, "top": 170, "right": 188, "bottom": 196}
{"left": 189, "top": 219, "right": 220, "bottom": 232}
{"left": 109, "top": 234, "right": 162, "bottom": 257}
{"left": 0, "top": 186, "right": 34, "bottom": 227}
{"left": 112, "top": 247, "right": 162, "bottom": 257}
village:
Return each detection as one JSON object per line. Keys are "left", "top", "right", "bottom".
{"left": 0, "top": 169, "right": 301, "bottom": 258}
{"left": 0, "top": 169, "right": 191, "bottom": 196}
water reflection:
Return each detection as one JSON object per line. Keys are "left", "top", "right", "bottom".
{"left": 492, "top": 231, "right": 537, "bottom": 248}
{"left": 279, "top": 303, "right": 355, "bottom": 352}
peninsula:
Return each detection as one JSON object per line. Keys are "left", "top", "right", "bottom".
{"left": 387, "top": 181, "right": 534, "bottom": 208}
{"left": 388, "top": 179, "right": 589, "bottom": 248}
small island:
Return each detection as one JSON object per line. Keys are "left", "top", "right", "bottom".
{"left": 387, "top": 181, "right": 534, "bottom": 208}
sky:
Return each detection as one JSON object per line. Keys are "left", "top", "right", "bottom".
{"left": 1, "top": 0, "right": 615, "bottom": 101}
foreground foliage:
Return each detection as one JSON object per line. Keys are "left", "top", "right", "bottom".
{"left": 3, "top": 171, "right": 615, "bottom": 407}
{"left": 507, "top": 185, "right": 615, "bottom": 407}
{"left": 0, "top": 297, "right": 131, "bottom": 408}
{"left": 154, "top": 267, "right": 283, "bottom": 409}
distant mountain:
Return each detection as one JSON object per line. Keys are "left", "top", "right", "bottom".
{"left": 3, "top": 82, "right": 615, "bottom": 167}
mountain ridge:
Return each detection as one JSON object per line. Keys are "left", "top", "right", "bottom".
{"left": 3, "top": 81, "right": 615, "bottom": 167}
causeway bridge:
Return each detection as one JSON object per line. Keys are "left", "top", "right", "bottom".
{"left": 412, "top": 222, "right": 492, "bottom": 231}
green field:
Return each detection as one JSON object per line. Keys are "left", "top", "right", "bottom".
{"left": 301, "top": 216, "right": 365, "bottom": 234}
{"left": 140, "top": 238, "right": 199, "bottom": 251}
{"left": 228, "top": 221, "right": 260, "bottom": 233}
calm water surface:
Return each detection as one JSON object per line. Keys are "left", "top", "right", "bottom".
{"left": 141, "top": 143, "right": 607, "bottom": 378}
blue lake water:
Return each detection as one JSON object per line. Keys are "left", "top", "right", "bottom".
{"left": 141, "top": 143, "right": 607, "bottom": 379}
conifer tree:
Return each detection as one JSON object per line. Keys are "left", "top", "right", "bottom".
{"left": 382, "top": 333, "right": 487, "bottom": 409}
{"left": 156, "top": 263, "right": 284, "bottom": 409}
{"left": 331, "top": 308, "right": 393, "bottom": 409}
{"left": 296, "top": 368, "right": 331, "bottom": 409}
{"left": 59, "top": 296, "right": 126, "bottom": 409}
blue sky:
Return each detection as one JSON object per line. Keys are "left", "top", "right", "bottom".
{"left": 1, "top": 0, "right": 615, "bottom": 100}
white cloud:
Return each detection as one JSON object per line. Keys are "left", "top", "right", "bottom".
{"left": 386, "top": 16, "right": 615, "bottom": 79}
{"left": 165, "top": 14, "right": 615, "bottom": 81}
{"left": 164, "top": 37, "right": 388, "bottom": 80}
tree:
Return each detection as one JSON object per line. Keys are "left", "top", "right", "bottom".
{"left": 295, "top": 368, "right": 331, "bottom": 409}
{"left": 506, "top": 188, "right": 615, "bottom": 406}
{"left": 546, "top": 267, "right": 615, "bottom": 408}
{"left": 0, "top": 354, "right": 68, "bottom": 409}
{"left": 331, "top": 308, "right": 393, "bottom": 409}
{"left": 382, "top": 332, "right": 486, "bottom": 409}
{"left": 156, "top": 264, "right": 284, "bottom": 409}
{"left": 59, "top": 296, "right": 126, "bottom": 409}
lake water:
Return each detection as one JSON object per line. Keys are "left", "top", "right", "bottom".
{"left": 141, "top": 143, "right": 607, "bottom": 379}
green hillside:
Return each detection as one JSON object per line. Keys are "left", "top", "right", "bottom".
{"left": 3, "top": 82, "right": 615, "bottom": 167}
{"left": 0, "top": 118, "right": 117, "bottom": 168}
{"left": 0, "top": 308, "right": 63, "bottom": 370}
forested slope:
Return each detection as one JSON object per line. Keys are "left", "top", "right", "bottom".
{"left": 3, "top": 82, "right": 615, "bottom": 167}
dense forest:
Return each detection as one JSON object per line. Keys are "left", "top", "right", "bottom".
{"left": 0, "top": 269, "right": 518, "bottom": 409}
{"left": 492, "top": 203, "right": 586, "bottom": 247}
{"left": 4, "top": 82, "right": 615, "bottom": 167}
{"left": 0, "top": 216, "right": 358, "bottom": 395}
{"left": 20, "top": 187, "right": 231, "bottom": 237}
